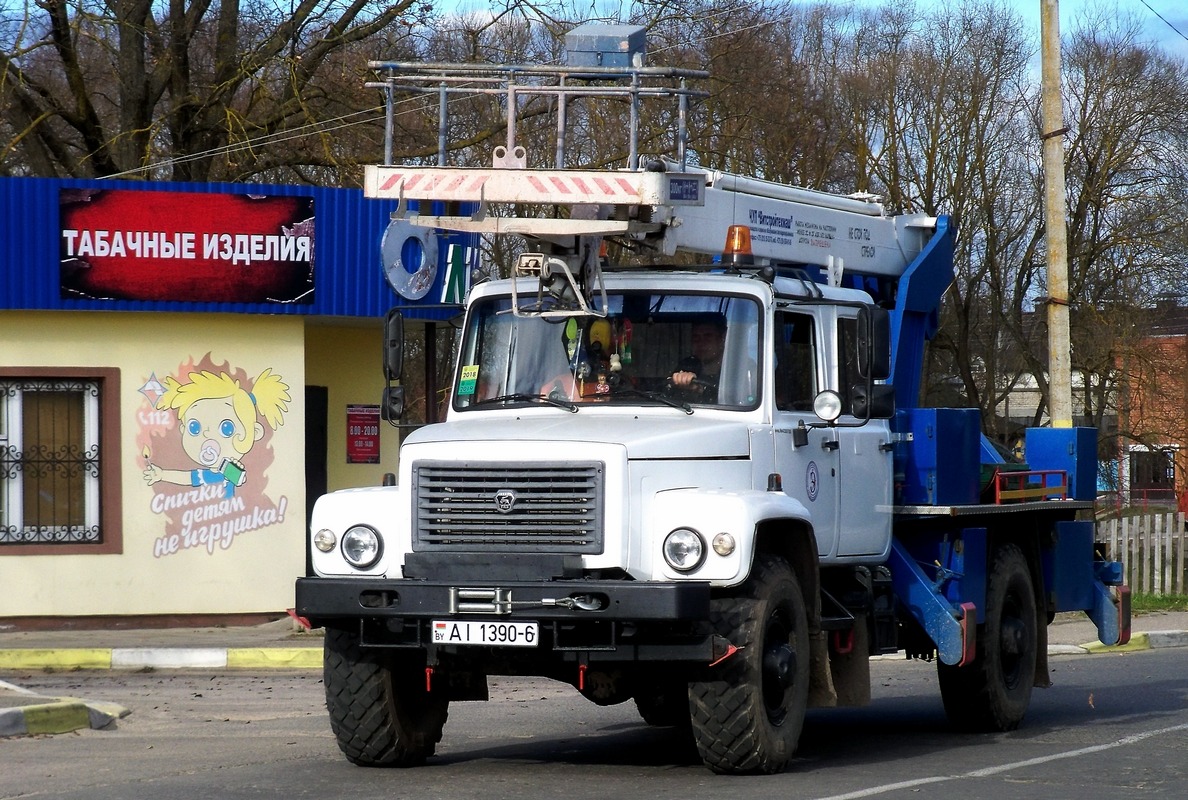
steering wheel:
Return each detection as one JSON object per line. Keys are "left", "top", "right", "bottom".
{"left": 665, "top": 376, "right": 716, "bottom": 396}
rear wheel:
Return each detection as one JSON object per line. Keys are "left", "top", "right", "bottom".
{"left": 323, "top": 628, "right": 449, "bottom": 766}
{"left": 689, "top": 554, "right": 810, "bottom": 774}
{"left": 938, "top": 543, "right": 1037, "bottom": 732}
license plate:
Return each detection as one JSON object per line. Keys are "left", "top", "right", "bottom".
{"left": 431, "top": 620, "right": 539, "bottom": 647}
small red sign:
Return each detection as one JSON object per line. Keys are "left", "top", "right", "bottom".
{"left": 346, "top": 405, "right": 381, "bottom": 464}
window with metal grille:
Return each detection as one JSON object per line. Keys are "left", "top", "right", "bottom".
{"left": 0, "top": 369, "right": 121, "bottom": 554}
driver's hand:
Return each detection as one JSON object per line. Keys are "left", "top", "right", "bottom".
{"left": 672, "top": 370, "right": 697, "bottom": 387}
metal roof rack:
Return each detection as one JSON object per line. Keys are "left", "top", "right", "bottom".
{"left": 366, "top": 60, "right": 709, "bottom": 171}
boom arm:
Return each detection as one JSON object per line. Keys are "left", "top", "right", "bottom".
{"left": 365, "top": 161, "right": 943, "bottom": 280}
{"left": 888, "top": 216, "right": 956, "bottom": 409}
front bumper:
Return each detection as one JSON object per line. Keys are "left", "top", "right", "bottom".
{"left": 297, "top": 575, "right": 710, "bottom": 621}
{"left": 295, "top": 576, "right": 718, "bottom": 663}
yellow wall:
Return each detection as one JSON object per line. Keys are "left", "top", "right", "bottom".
{"left": 0, "top": 311, "right": 305, "bottom": 617}
{"left": 304, "top": 320, "right": 401, "bottom": 491}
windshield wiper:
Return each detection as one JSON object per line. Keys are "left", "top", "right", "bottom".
{"left": 471, "top": 392, "right": 579, "bottom": 413}
{"left": 611, "top": 388, "right": 693, "bottom": 415}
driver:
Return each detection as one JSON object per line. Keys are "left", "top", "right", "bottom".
{"left": 672, "top": 319, "right": 726, "bottom": 393}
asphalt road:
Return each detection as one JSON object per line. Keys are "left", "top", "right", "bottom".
{"left": 2, "top": 649, "right": 1186, "bottom": 800}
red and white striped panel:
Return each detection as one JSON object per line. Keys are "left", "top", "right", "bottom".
{"left": 365, "top": 167, "right": 664, "bottom": 206}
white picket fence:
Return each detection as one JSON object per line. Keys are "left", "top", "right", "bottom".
{"left": 1097, "top": 511, "right": 1188, "bottom": 596}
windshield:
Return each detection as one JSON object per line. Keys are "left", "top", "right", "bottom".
{"left": 453, "top": 292, "right": 761, "bottom": 411}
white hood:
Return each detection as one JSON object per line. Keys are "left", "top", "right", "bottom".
{"left": 403, "top": 413, "right": 751, "bottom": 460}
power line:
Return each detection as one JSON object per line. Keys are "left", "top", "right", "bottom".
{"left": 107, "top": 106, "right": 388, "bottom": 179}
{"left": 1137, "top": 0, "right": 1188, "bottom": 46}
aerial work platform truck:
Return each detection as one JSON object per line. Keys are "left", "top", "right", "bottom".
{"left": 296, "top": 26, "right": 1129, "bottom": 774}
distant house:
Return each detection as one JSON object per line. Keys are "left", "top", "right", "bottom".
{"left": 992, "top": 299, "right": 1188, "bottom": 508}
{"left": 1114, "top": 299, "right": 1188, "bottom": 509}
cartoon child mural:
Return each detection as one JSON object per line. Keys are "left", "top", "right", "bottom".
{"left": 144, "top": 368, "right": 290, "bottom": 497}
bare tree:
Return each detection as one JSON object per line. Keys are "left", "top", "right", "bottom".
{"left": 1, "top": 0, "right": 432, "bottom": 181}
{"left": 831, "top": 1, "right": 1039, "bottom": 439}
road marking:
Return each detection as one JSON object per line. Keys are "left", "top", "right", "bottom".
{"left": 813, "top": 722, "right": 1188, "bottom": 800}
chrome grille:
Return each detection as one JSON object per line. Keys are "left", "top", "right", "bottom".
{"left": 412, "top": 461, "right": 604, "bottom": 552}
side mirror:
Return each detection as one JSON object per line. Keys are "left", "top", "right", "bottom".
{"left": 381, "top": 385, "right": 405, "bottom": 422}
{"left": 857, "top": 306, "right": 891, "bottom": 381}
{"left": 383, "top": 308, "right": 404, "bottom": 382}
{"left": 851, "top": 383, "right": 895, "bottom": 419}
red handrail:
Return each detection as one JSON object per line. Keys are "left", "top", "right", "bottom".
{"left": 993, "top": 469, "right": 1068, "bottom": 504}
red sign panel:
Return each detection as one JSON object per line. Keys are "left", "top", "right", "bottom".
{"left": 346, "top": 405, "right": 381, "bottom": 464}
{"left": 60, "top": 188, "right": 315, "bottom": 304}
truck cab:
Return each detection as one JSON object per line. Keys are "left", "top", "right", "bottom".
{"left": 422, "top": 269, "right": 893, "bottom": 581}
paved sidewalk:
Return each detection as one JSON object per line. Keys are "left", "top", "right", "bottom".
{"left": 1, "top": 611, "right": 1185, "bottom": 738}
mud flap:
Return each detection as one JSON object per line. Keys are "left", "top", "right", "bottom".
{"left": 807, "top": 629, "right": 838, "bottom": 708}
{"left": 1034, "top": 609, "right": 1051, "bottom": 688}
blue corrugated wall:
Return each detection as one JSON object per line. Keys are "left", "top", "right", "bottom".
{"left": 0, "top": 177, "right": 459, "bottom": 321}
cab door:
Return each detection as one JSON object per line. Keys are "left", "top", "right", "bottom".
{"left": 834, "top": 312, "right": 893, "bottom": 558}
{"left": 772, "top": 309, "right": 839, "bottom": 559}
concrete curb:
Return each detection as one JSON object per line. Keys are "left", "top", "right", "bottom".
{"left": 0, "top": 699, "right": 91, "bottom": 736}
{"left": 1047, "top": 644, "right": 1093, "bottom": 656}
{"left": 0, "top": 646, "right": 323, "bottom": 672}
{"left": 1072, "top": 629, "right": 1188, "bottom": 655}
{"left": 1147, "top": 630, "right": 1188, "bottom": 649}
{"left": 0, "top": 695, "right": 130, "bottom": 737}
{"left": 1081, "top": 631, "right": 1154, "bottom": 654}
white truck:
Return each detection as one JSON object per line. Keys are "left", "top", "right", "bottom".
{"left": 296, "top": 29, "right": 1129, "bottom": 774}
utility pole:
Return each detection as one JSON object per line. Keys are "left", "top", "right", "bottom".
{"left": 1041, "top": 0, "right": 1074, "bottom": 428}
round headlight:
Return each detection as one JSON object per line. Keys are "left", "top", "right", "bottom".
{"left": 313, "top": 528, "right": 337, "bottom": 553}
{"left": 813, "top": 390, "right": 843, "bottom": 422}
{"left": 663, "top": 528, "right": 705, "bottom": 572}
{"left": 712, "top": 532, "right": 736, "bottom": 556}
{"left": 341, "top": 525, "right": 382, "bottom": 569}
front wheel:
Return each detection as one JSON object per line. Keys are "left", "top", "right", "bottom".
{"left": 689, "top": 554, "right": 810, "bottom": 774}
{"left": 938, "top": 543, "right": 1038, "bottom": 732}
{"left": 634, "top": 678, "right": 692, "bottom": 727}
{"left": 323, "top": 628, "right": 449, "bottom": 766}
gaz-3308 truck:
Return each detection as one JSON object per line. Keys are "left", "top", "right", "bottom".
{"left": 295, "top": 30, "right": 1129, "bottom": 775}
